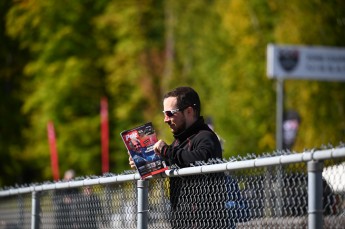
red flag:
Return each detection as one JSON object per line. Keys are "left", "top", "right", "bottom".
{"left": 47, "top": 121, "right": 60, "bottom": 181}
{"left": 101, "top": 97, "right": 109, "bottom": 173}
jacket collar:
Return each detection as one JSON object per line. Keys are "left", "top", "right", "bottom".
{"left": 173, "top": 116, "right": 209, "bottom": 142}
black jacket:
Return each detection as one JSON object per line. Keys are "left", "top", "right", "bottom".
{"left": 161, "top": 116, "right": 222, "bottom": 168}
{"left": 161, "top": 117, "right": 229, "bottom": 228}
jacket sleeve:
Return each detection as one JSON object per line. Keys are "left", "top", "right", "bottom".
{"left": 161, "top": 131, "right": 222, "bottom": 167}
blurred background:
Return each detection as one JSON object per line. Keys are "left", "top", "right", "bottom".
{"left": 0, "top": 0, "right": 344, "bottom": 186}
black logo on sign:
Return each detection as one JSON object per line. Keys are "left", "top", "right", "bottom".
{"left": 278, "top": 49, "right": 299, "bottom": 72}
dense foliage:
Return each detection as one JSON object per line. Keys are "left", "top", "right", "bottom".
{"left": 1, "top": 0, "right": 344, "bottom": 186}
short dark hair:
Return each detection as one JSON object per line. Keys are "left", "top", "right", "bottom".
{"left": 164, "top": 86, "right": 201, "bottom": 117}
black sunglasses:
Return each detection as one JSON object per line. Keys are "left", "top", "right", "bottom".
{"left": 162, "top": 104, "right": 196, "bottom": 117}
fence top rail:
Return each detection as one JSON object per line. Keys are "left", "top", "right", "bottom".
{"left": 1, "top": 146, "right": 344, "bottom": 197}
{"left": 159, "top": 146, "right": 345, "bottom": 177}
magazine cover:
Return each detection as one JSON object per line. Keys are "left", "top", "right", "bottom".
{"left": 120, "top": 122, "right": 167, "bottom": 179}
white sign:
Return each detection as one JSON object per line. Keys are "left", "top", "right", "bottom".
{"left": 267, "top": 44, "right": 345, "bottom": 81}
{"left": 323, "top": 162, "right": 345, "bottom": 193}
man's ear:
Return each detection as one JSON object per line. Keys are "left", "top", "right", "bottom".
{"left": 186, "top": 106, "right": 196, "bottom": 118}
{"left": 185, "top": 106, "right": 192, "bottom": 114}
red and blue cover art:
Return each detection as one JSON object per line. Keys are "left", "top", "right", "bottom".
{"left": 121, "top": 122, "right": 167, "bottom": 179}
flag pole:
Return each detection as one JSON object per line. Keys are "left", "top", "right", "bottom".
{"left": 47, "top": 121, "right": 60, "bottom": 181}
{"left": 101, "top": 97, "right": 109, "bottom": 173}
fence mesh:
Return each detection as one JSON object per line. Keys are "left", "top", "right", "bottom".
{"left": 1, "top": 158, "right": 345, "bottom": 228}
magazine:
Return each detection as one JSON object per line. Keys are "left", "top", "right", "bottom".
{"left": 120, "top": 122, "right": 168, "bottom": 179}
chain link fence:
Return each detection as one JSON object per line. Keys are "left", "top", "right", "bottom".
{"left": 1, "top": 146, "right": 345, "bottom": 228}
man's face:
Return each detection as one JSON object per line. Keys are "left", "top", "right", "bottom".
{"left": 163, "top": 97, "right": 187, "bottom": 135}
{"left": 131, "top": 139, "right": 141, "bottom": 152}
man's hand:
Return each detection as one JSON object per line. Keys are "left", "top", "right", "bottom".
{"left": 153, "top": 140, "right": 167, "bottom": 155}
{"left": 128, "top": 151, "right": 136, "bottom": 169}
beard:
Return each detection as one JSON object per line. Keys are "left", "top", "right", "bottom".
{"left": 169, "top": 117, "right": 187, "bottom": 135}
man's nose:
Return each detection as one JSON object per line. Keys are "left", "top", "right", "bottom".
{"left": 164, "top": 115, "right": 170, "bottom": 122}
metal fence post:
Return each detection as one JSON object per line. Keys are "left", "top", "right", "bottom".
{"left": 31, "top": 191, "right": 40, "bottom": 229}
{"left": 18, "top": 194, "right": 25, "bottom": 228}
{"left": 137, "top": 179, "right": 149, "bottom": 229}
{"left": 308, "top": 160, "right": 323, "bottom": 229}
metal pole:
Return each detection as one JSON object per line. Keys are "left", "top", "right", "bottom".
{"left": 137, "top": 179, "right": 149, "bottom": 229}
{"left": 308, "top": 160, "right": 323, "bottom": 229}
{"left": 276, "top": 78, "right": 284, "bottom": 150}
{"left": 18, "top": 194, "right": 25, "bottom": 228}
{"left": 275, "top": 78, "right": 284, "bottom": 217}
{"left": 31, "top": 191, "right": 40, "bottom": 229}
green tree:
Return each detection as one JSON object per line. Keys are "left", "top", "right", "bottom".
{"left": 212, "top": 0, "right": 345, "bottom": 155}
{"left": 5, "top": 0, "right": 167, "bottom": 182}
{"left": 210, "top": 0, "right": 278, "bottom": 155}
{"left": 94, "top": 0, "right": 166, "bottom": 171}
{"left": 0, "top": 0, "right": 30, "bottom": 186}
{"left": 6, "top": 0, "right": 109, "bottom": 181}
{"left": 1, "top": 0, "right": 344, "bottom": 186}
{"left": 273, "top": 0, "right": 345, "bottom": 149}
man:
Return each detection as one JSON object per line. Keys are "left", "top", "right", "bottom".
{"left": 129, "top": 86, "right": 222, "bottom": 167}
{"left": 282, "top": 110, "right": 301, "bottom": 150}
{"left": 77, "top": 186, "right": 102, "bottom": 229}
{"left": 54, "top": 170, "right": 79, "bottom": 229}
{"left": 153, "top": 86, "right": 222, "bottom": 167}
{"left": 129, "top": 138, "right": 147, "bottom": 167}
{"left": 129, "top": 86, "right": 226, "bottom": 228}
